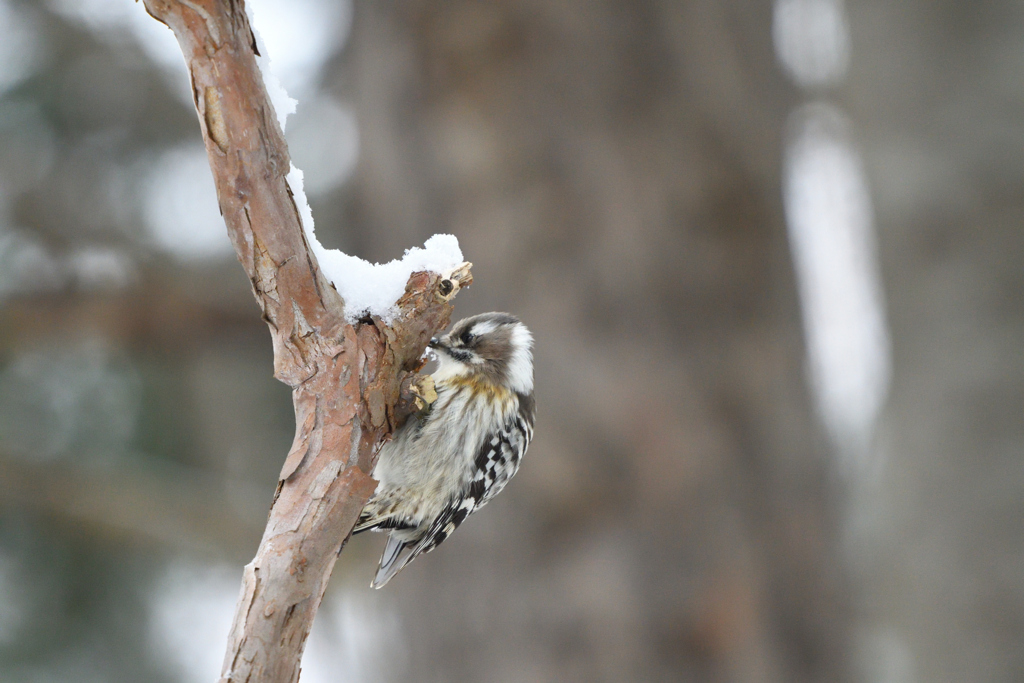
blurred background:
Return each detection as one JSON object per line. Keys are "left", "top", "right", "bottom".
{"left": 0, "top": 0, "right": 1021, "bottom": 681}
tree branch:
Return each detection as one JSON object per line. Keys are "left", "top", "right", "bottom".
{"left": 139, "top": 1, "right": 471, "bottom": 680}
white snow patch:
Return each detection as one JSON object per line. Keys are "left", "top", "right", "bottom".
{"left": 245, "top": 0, "right": 352, "bottom": 99}
{"left": 245, "top": 2, "right": 297, "bottom": 132}
{"left": 321, "top": 231, "right": 463, "bottom": 323}
{"left": 287, "top": 166, "right": 463, "bottom": 322}
{"left": 286, "top": 164, "right": 316, "bottom": 244}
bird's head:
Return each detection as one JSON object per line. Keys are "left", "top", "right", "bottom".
{"left": 429, "top": 312, "right": 534, "bottom": 394}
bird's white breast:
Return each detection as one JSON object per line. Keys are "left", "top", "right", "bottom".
{"left": 371, "top": 377, "right": 518, "bottom": 526}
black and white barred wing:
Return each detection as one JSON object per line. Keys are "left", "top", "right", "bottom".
{"left": 414, "top": 409, "right": 534, "bottom": 557}
{"left": 469, "top": 410, "right": 532, "bottom": 509}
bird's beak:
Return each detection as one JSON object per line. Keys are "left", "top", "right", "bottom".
{"left": 428, "top": 337, "right": 442, "bottom": 349}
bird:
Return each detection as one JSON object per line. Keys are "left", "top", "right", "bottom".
{"left": 354, "top": 312, "right": 535, "bottom": 588}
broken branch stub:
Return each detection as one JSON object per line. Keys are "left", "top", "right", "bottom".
{"left": 139, "top": 1, "right": 472, "bottom": 681}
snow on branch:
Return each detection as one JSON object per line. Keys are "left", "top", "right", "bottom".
{"left": 245, "top": 0, "right": 465, "bottom": 323}
{"left": 286, "top": 164, "right": 465, "bottom": 323}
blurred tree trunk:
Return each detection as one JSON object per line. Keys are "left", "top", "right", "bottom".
{"left": 847, "top": 0, "right": 1024, "bottom": 680}
{"left": 340, "top": 1, "right": 852, "bottom": 681}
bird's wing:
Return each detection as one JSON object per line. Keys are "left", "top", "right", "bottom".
{"left": 468, "top": 411, "right": 531, "bottom": 509}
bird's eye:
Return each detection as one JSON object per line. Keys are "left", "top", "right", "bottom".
{"left": 459, "top": 330, "right": 473, "bottom": 345}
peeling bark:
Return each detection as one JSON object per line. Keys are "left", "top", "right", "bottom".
{"left": 139, "top": 1, "right": 472, "bottom": 681}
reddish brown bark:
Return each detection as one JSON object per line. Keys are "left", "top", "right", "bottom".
{"left": 139, "top": 1, "right": 471, "bottom": 681}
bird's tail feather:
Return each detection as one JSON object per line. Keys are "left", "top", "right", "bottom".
{"left": 371, "top": 535, "right": 421, "bottom": 589}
